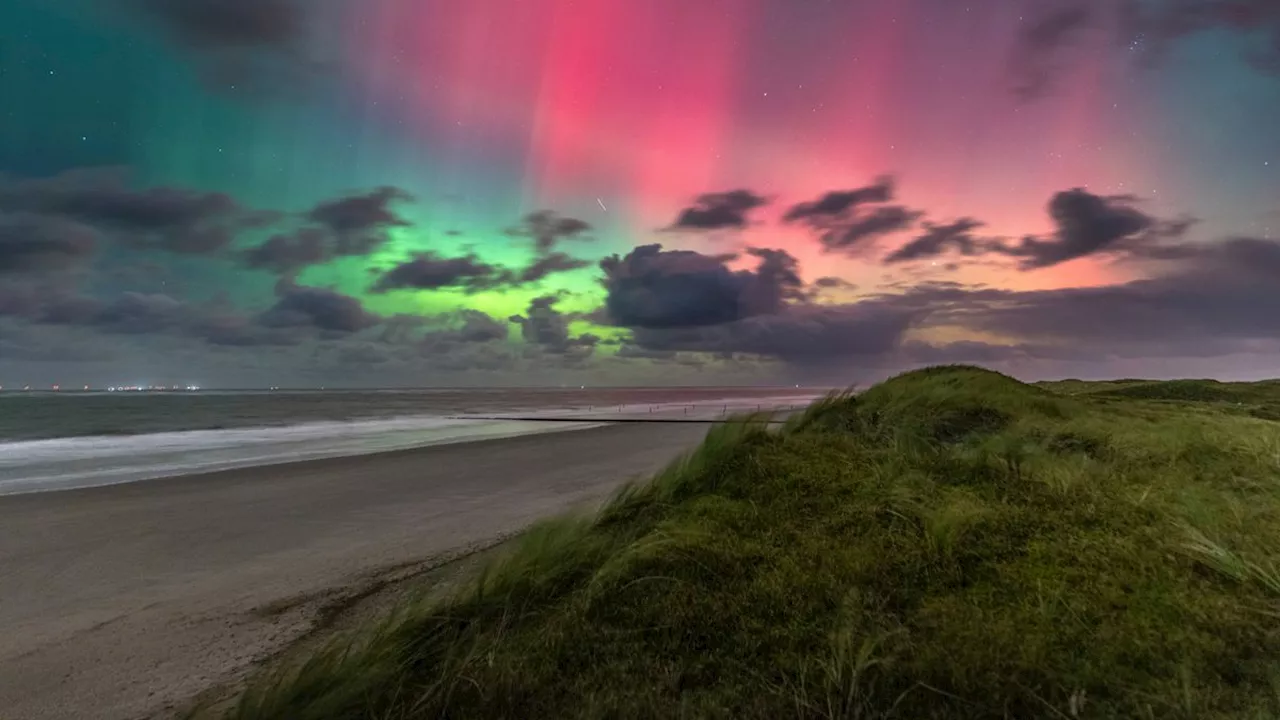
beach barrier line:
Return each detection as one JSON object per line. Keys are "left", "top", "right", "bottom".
{"left": 447, "top": 416, "right": 790, "bottom": 424}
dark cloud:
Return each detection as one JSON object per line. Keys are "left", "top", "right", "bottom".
{"left": 0, "top": 322, "right": 117, "bottom": 363}
{"left": 519, "top": 252, "right": 591, "bottom": 282}
{"left": 128, "top": 0, "right": 321, "bottom": 94}
{"left": 665, "top": 190, "right": 768, "bottom": 232}
{"left": 606, "top": 230, "right": 1280, "bottom": 370}
{"left": 372, "top": 252, "right": 505, "bottom": 293}
{"left": 887, "top": 188, "right": 1182, "bottom": 270}
{"left": 240, "top": 228, "right": 328, "bottom": 274}
{"left": 0, "top": 213, "right": 99, "bottom": 273}
{"left": 36, "top": 293, "right": 104, "bottom": 326}
{"left": 992, "top": 188, "right": 1153, "bottom": 268}
{"left": 885, "top": 218, "right": 986, "bottom": 264}
{"left": 0, "top": 167, "right": 270, "bottom": 256}
{"left": 783, "top": 177, "right": 921, "bottom": 253}
{"left": 1119, "top": 0, "right": 1280, "bottom": 74}
{"left": 421, "top": 341, "right": 521, "bottom": 372}
{"left": 374, "top": 247, "right": 590, "bottom": 293}
{"left": 508, "top": 210, "right": 593, "bottom": 253}
{"left": 1009, "top": 3, "right": 1096, "bottom": 100}
{"left": 260, "top": 283, "right": 378, "bottom": 334}
{"left": 628, "top": 301, "right": 919, "bottom": 366}
{"left": 88, "top": 292, "right": 188, "bottom": 334}
{"left": 1014, "top": 0, "right": 1280, "bottom": 102}
{"left": 599, "top": 244, "right": 806, "bottom": 329}
{"left": 508, "top": 295, "right": 598, "bottom": 357}
{"left": 833, "top": 206, "right": 922, "bottom": 250}
{"left": 1, "top": 284, "right": 299, "bottom": 347}
{"left": 974, "top": 237, "right": 1280, "bottom": 349}
{"left": 333, "top": 343, "right": 393, "bottom": 366}
{"left": 307, "top": 186, "right": 413, "bottom": 256}
{"left": 133, "top": 0, "right": 303, "bottom": 49}
{"left": 451, "top": 310, "right": 510, "bottom": 343}
{"left": 782, "top": 178, "right": 894, "bottom": 222}
{"left": 813, "top": 276, "right": 857, "bottom": 290}
{"left": 865, "top": 236, "right": 1280, "bottom": 363}
{"left": 195, "top": 314, "right": 297, "bottom": 347}
{"left": 416, "top": 310, "right": 510, "bottom": 354}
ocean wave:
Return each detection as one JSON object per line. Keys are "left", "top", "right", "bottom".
{"left": 0, "top": 415, "right": 604, "bottom": 496}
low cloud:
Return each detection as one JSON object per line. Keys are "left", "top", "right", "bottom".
{"left": 372, "top": 252, "right": 504, "bottom": 293}
{"left": 628, "top": 300, "right": 920, "bottom": 366}
{"left": 0, "top": 213, "right": 99, "bottom": 273}
{"left": 0, "top": 167, "right": 272, "bottom": 256}
{"left": 519, "top": 252, "right": 591, "bottom": 282}
{"left": 665, "top": 190, "right": 769, "bottom": 232}
{"left": 599, "top": 244, "right": 805, "bottom": 329}
{"left": 412, "top": 310, "right": 511, "bottom": 357}
{"left": 937, "top": 236, "right": 1280, "bottom": 352}
{"left": 240, "top": 228, "right": 328, "bottom": 274}
{"left": 259, "top": 282, "right": 379, "bottom": 335}
{"left": 306, "top": 186, "right": 414, "bottom": 256}
{"left": 507, "top": 210, "right": 593, "bottom": 253}
{"left": 374, "top": 248, "right": 590, "bottom": 294}
{"left": 814, "top": 276, "right": 857, "bottom": 289}
{"left": 783, "top": 177, "right": 921, "bottom": 254}
{"left": 882, "top": 188, "right": 1190, "bottom": 269}
{"left": 991, "top": 188, "right": 1154, "bottom": 268}
{"left": 508, "top": 295, "right": 598, "bottom": 358}
{"left": 884, "top": 218, "right": 986, "bottom": 264}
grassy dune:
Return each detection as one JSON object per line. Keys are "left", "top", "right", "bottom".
{"left": 226, "top": 366, "right": 1280, "bottom": 719}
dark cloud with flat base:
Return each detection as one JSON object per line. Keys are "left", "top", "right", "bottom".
{"left": 599, "top": 244, "right": 806, "bottom": 329}
{"left": 372, "top": 252, "right": 504, "bottom": 293}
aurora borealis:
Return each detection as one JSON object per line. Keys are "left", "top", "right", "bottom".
{"left": 1, "top": 0, "right": 1278, "bottom": 387}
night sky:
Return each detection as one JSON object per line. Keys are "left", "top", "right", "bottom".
{"left": 1, "top": 0, "right": 1278, "bottom": 387}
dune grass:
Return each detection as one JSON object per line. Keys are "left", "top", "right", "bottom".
{"left": 224, "top": 366, "right": 1280, "bottom": 719}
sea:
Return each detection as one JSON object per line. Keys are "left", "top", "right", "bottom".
{"left": 0, "top": 387, "right": 827, "bottom": 496}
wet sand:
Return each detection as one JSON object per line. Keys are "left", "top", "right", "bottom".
{"left": 0, "top": 422, "right": 709, "bottom": 720}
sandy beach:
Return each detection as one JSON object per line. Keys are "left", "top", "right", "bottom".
{"left": 0, "top": 422, "right": 709, "bottom": 720}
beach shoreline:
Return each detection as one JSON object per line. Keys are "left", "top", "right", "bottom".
{"left": 0, "top": 422, "right": 710, "bottom": 720}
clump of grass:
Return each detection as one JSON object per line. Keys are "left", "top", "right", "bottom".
{"left": 224, "top": 365, "right": 1280, "bottom": 720}
{"left": 1177, "top": 523, "right": 1280, "bottom": 597}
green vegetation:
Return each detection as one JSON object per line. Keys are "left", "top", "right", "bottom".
{"left": 1038, "top": 377, "right": 1280, "bottom": 422}
{"left": 227, "top": 366, "right": 1280, "bottom": 719}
